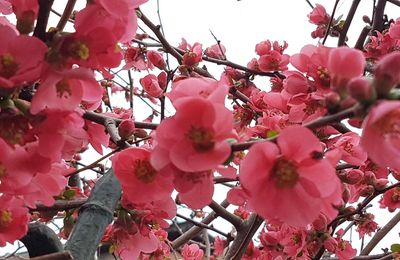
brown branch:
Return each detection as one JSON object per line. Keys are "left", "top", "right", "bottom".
{"left": 83, "top": 110, "right": 158, "bottom": 130}
{"left": 355, "top": 26, "right": 372, "bottom": 50}
{"left": 371, "top": 0, "right": 387, "bottom": 33}
{"left": 387, "top": 0, "right": 400, "bottom": 6}
{"left": 172, "top": 200, "right": 230, "bottom": 249}
{"left": 322, "top": 0, "right": 340, "bottom": 45}
{"left": 208, "top": 201, "right": 243, "bottom": 228}
{"left": 361, "top": 211, "right": 400, "bottom": 255}
{"left": 33, "top": 0, "right": 54, "bottom": 42}
{"left": 338, "top": 0, "right": 362, "bottom": 46}
{"left": 321, "top": 253, "right": 392, "bottom": 260}
{"left": 56, "top": 0, "right": 76, "bottom": 31}
{"left": 224, "top": 214, "right": 264, "bottom": 260}
{"left": 32, "top": 198, "right": 87, "bottom": 212}
{"left": 304, "top": 104, "right": 360, "bottom": 130}
{"left": 138, "top": 9, "right": 183, "bottom": 63}
{"left": 132, "top": 39, "right": 285, "bottom": 79}
{"left": 175, "top": 213, "right": 231, "bottom": 238}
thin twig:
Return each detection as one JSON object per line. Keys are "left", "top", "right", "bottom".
{"left": 208, "top": 201, "right": 243, "bottom": 228}
{"left": 338, "top": 0, "right": 362, "bottom": 46}
{"left": 175, "top": 213, "right": 231, "bottom": 238}
{"left": 56, "top": 0, "right": 76, "bottom": 31}
{"left": 322, "top": 0, "right": 340, "bottom": 45}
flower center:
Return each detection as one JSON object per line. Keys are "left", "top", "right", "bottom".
{"left": 316, "top": 66, "right": 330, "bottom": 85}
{"left": 373, "top": 109, "right": 400, "bottom": 137}
{"left": 392, "top": 187, "right": 400, "bottom": 202}
{"left": 273, "top": 157, "right": 299, "bottom": 189}
{"left": 186, "top": 126, "right": 215, "bottom": 152}
{"left": 124, "top": 47, "right": 139, "bottom": 62}
{"left": 0, "top": 210, "right": 12, "bottom": 228}
{"left": 56, "top": 79, "right": 72, "bottom": 98}
{"left": 0, "top": 53, "right": 19, "bottom": 78}
{"left": 69, "top": 41, "right": 89, "bottom": 60}
{"left": 134, "top": 159, "right": 157, "bottom": 184}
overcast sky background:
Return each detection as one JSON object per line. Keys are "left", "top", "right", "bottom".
{"left": 2, "top": 0, "right": 400, "bottom": 257}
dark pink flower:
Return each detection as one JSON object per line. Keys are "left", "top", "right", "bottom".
{"left": 240, "top": 126, "right": 342, "bottom": 226}
{"left": 147, "top": 50, "right": 166, "bottom": 70}
{"left": 140, "top": 74, "right": 164, "bottom": 98}
{"left": 182, "top": 244, "right": 204, "bottom": 260}
{"left": 112, "top": 147, "right": 173, "bottom": 204}
{"left": 0, "top": 195, "right": 29, "bottom": 247}
{"left": 308, "top": 4, "right": 329, "bottom": 25}
{"left": 151, "top": 97, "right": 233, "bottom": 172}
{"left": 361, "top": 101, "right": 400, "bottom": 169}
{"left": 204, "top": 43, "right": 226, "bottom": 59}
{"left": 0, "top": 24, "right": 47, "bottom": 89}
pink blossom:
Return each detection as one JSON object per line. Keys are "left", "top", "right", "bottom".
{"left": 118, "top": 119, "right": 136, "bottom": 140}
{"left": 308, "top": 4, "right": 330, "bottom": 25}
{"left": 389, "top": 18, "right": 400, "bottom": 39}
{"left": 182, "top": 244, "right": 204, "bottom": 260}
{"left": 239, "top": 126, "right": 342, "bottom": 226}
{"left": 0, "top": 0, "right": 12, "bottom": 15}
{"left": 0, "top": 195, "right": 29, "bottom": 247}
{"left": 204, "top": 43, "right": 226, "bottom": 59}
{"left": 9, "top": 0, "right": 39, "bottom": 34}
{"left": 379, "top": 187, "right": 400, "bottom": 212}
{"left": 327, "top": 47, "right": 365, "bottom": 91}
{"left": 112, "top": 147, "right": 173, "bottom": 204}
{"left": 361, "top": 101, "right": 400, "bottom": 169}
{"left": 147, "top": 50, "right": 166, "bottom": 70}
{"left": 329, "top": 132, "right": 367, "bottom": 166}
{"left": 31, "top": 68, "right": 102, "bottom": 114}
{"left": 373, "top": 52, "right": 400, "bottom": 96}
{"left": 151, "top": 97, "right": 233, "bottom": 172}
{"left": 140, "top": 74, "right": 164, "bottom": 98}
{"left": 85, "top": 120, "right": 109, "bottom": 155}
{"left": 347, "top": 77, "right": 375, "bottom": 102}
{"left": 168, "top": 77, "right": 228, "bottom": 105}
{"left": 0, "top": 24, "right": 47, "bottom": 89}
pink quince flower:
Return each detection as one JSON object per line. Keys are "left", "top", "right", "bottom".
{"left": 112, "top": 147, "right": 174, "bottom": 204}
{"left": 74, "top": 0, "right": 148, "bottom": 43}
{"left": 151, "top": 96, "right": 233, "bottom": 172}
{"left": 0, "top": 0, "right": 12, "bottom": 15}
{"left": 168, "top": 77, "right": 228, "bottom": 105}
{"left": 204, "top": 43, "right": 226, "bottom": 59}
{"left": 239, "top": 125, "right": 342, "bottom": 226}
{"left": 146, "top": 50, "right": 166, "bottom": 70}
{"left": 9, "top": 0, "right": 39, "bottom": 34}
{"left": 140, "top": 74, "right": 164, "bottom": 98}
{"left": 182, "top": 244, "right": 204, "bottom": 260}
{"left": 327, "top": 47, "right": 365, "bottom": 91}
{"left": 0, "top": 24, "right": 47, "bottom": 89}
{"left": 379, "top": 187, "right": 400, "bottom": 212}
{"left": 389, "top": 18, "right": 400, "bottom": 39}
{"left": 308, "top": 4, "right": 330, "bottom": 25}
{"left": 329, "top": 132, "right": 367, "bottom": 166}
{"left": 0, "top": 195, "right": 29, "bottom": 247}
{"left": 361, "top": 101, "right": 400, "bottom": 169}
{"left": 31, "top": 67, "right": 102, "bottom": 114}
{"left": 373, "top": 52, "right": 400, "bottom": 96}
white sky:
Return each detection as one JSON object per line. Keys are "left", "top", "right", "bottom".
{"left": 2, "top": 0, "right": 400, "bottom": 257}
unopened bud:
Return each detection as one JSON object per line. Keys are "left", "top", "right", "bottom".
{"left": 118, "top": 119, "right": 136, "bottom": 140}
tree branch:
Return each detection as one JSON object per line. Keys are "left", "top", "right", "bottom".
{"left": 361, "top": 211, "right": 400, "bottom": 255}
{"left": 33, "top": 0, "right": 54, "bottom": 42}
{"left": 56, "top": 0, "right": 76, "bottom": 31}
{"left": 208, "top": 201, "right": 243, "bottom": 228}
{"left": 338, "top": 0, "right": 362, "bottom": 46}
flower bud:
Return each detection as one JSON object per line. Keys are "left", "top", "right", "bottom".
{"left": 373, "top": 52, "right": 400, "bottom": 96}
{"left": 147, "top": 50, "right": 166, "bottom": 70}
{"left": 347, "top": 77, "right": 375, "bottom": 102}
{"left": 140, "top": 74, "right": 163, "bottom": 98}
{"left": 118, "top": 119, "right": 135, "bottom": 140}
{"left": 342, "top": 169, "right": 364, "bottom": 184}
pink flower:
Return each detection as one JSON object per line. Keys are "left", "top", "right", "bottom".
{"left": 258, "top": 50, "right": 290, "bottom": 72}
{"left": 373, "top": 52, "right": 400, "bottom": 96}
{"left": 0, "top": 24, "right": 47, "bottom": 89}
{"left": 140, "top": 74, "right": 164, "bottom": 98}
{"left": 147, "top": 50, "right": 166, "bottom": 70}
{"left": 31, "top": 68, "right": 102, "bottom": 114}
{"left": 327, "top": 47, "right": 365, "bottom": 91}
{"left": 182, "top": 244, "right": 204, "bottom": 260}
{"left": 0, "top": 0, "right": 12, "bottom": 15}
{"left": 379, "top": 187, "right": 400, "bottom": 212}
{"left": 168, "top": 77, "right": 228, "bottom": 105}
{"left": 389, "top": 18, "right": 400, "bottom": 39}
{"left": 0, "top": 195, "right": 29, "bottom": 247}
{"left": 74, "top": 0, "right": 148, "bottom": 43}
{"left": 85, "top": 120, "right": 109, "bottom": 155}
{"left": 179, "top": 39, "right": 203, "bottom": 67}
{"left": 239, "top": 126, "right": 342, "bottom": 226}
{"left": 329, "top": 132, "right": 367, "bottom": 166}
{"left": 204, "top": 43, "right": 226, "bottom": 59}
{"left": 308, "top": 4, "right": 330, "bottom": 25}
{"left": 361, "top": 101, "right": 400, "bottom": 169}
{"left": 9, "top": 0, "right": 39, "bottom": 34}
{"left": 151, "top": 97, "right": 233, "bottom": 172}
{"left": 112, "top": 147, "right": 173, "bottom": 204}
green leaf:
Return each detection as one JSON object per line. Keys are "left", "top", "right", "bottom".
{"left": 391, "top": 243, "right": 400, "bottom": 253}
